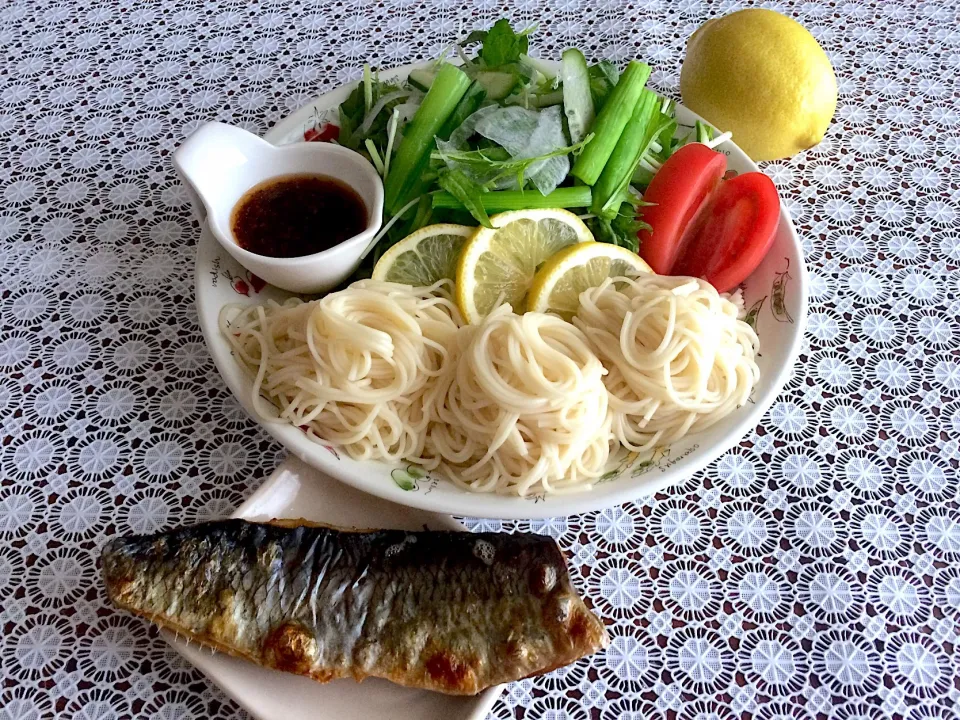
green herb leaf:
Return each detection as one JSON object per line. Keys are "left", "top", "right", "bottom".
{"left": 627, "top": 104, "right": 679, "bottom": 189}
{"left": 587, "top": 200, "right": 650, "bottom": 253}
{"left": 461, "top": 29, "right": 488, "bottom": 46}
{"left": 481, "top": 19, "right": 527, "bottom": 68}
{"left": 437, "top": 168, "right": 493, "bottom": 228}
{"left": 408, "top": 194, "right": 434, "bottom": 234}
{"left": 337, "top": 84, "right": 366, "bottom": 149}
{"left": 588, "top": 216, "right": 632, "bottom": 252}
{"left": 335, "top": 75, "right": 407, "bottom": 158}
{"left": 435, "top": 133, "right": 591, "bottom": 193}
{"left": 588, "top": 60, "right": 619, "bottom": 111}
{"left": 654, "top": 118, "right": 678, "bottom": 160}
{"left": 696, "top": 120, "right": 714, "bottom": 143}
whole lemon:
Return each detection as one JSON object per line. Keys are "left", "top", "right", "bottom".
{"left": 680, "top": 9, "right": 837, "bottom": 162}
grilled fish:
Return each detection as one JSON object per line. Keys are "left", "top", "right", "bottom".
{"left": 101, "top": 519, "right": 608, "bottom": 695}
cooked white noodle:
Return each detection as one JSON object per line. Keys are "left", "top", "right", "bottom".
{"left": 574, "top": 275, "right": 760, "bottom": 453}
{"left": 219, "top": 279, "right": 461, "bottom": 463}
{"left": 221, "top": 273, "right": 760, "bottom": 496}
{"left": 425, "top": 305, "right": 612, "bottom": 496}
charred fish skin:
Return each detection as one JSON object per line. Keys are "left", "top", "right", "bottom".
{"left": 101, "top": 520, "right": 608, "bottom": 695}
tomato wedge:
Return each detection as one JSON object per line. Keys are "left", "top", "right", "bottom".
{"left": 637, "top": 143, "right": 726, "bottom": 274}
{"left": 637, "top": 143, "right": 780, "bottom": 293}
{"left": 304, "top": 123, "right": 340, "bottom": 142}
{"left": 671, "top": 172, "right": 780, "bottom": 292}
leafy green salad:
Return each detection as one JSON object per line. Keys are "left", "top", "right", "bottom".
{"left": 328, "top": 19, "right": 715, "bottom": 266}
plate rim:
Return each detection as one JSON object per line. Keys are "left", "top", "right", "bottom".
{"left": 194, "top": 60, "right": 808, "bottom": 519}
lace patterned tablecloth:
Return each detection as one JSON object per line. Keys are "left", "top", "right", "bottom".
{"left": 2, "top": 0, "right": 959, "bottom": 717}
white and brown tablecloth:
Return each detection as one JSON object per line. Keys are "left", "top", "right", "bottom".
{"left": 2, "top": 0, "right": 959, "bottom": 717}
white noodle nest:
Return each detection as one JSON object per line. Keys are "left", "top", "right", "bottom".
{"left": 574, "top": 275, "right": 760, "bottom": 453}
{"left": 426, "top": 304, "right": 612, "bottom": 496}
{"left": 220, "top": 279, "right": 461, "bottom": 463}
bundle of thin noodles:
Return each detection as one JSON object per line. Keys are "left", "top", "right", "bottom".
{"left": 219, "top": 279, "right": 462, "bottom": 463}
{"left": 425, "top": 304, "right": 612, "bottom": 496}
{"left": 574, "top": 275, "right": 760, "bottom": 453}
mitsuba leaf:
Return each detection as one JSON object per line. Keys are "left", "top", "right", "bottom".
{"left": 461, "top": 29, "right": 488, "bottom": 46}
{"left": 437, "top": 168, "right": 493, "bottom": 228}
{"left": 587, "top": 201, "right": 650, "bottom": 253}
{"left": 481, "top": 19, "right": 528, "bottom": 68}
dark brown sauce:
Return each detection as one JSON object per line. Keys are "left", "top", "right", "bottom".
{"left": 231, "top": 174, "right": 367, "bottom": 258}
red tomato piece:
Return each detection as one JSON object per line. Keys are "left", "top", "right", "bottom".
{"left": 672, "top": 172, "right": 780, "bottom": 292}
{"left": 637, "top": 143, "right": 727, "bottom": 274}
{"left": 637, "top": 142, "right": 780, "bottom": 293}
{"left": 304, "top": 123, "right": 340, "bottom": 142}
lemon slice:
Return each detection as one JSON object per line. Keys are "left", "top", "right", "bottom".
{"left": 455, "top": 209, "right": 593, "bottom": 323}
{"left": 372, "top": 224, "right": 474, "bottom": 286}
{"left": 527, "top": 242, "right": 653, "bottom": 320}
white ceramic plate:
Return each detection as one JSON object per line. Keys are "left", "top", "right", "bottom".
{"left": 194, "top": 62, "right": 808, "bottom": 519}
{"left": 166, "top": 456, "right": 502, "bottom": 720}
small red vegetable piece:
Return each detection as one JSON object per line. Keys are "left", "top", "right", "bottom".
{"left": 671, "top": 171, "right": 780, "bottom": 292}
{"left": 637, "top": 142, "right": 780, "bottom": 293}
{"left": 637, "top": 143, "right": 727, "bottom": 274}
{"left": 304, "top": 123, "right": 340, "bottom": 142}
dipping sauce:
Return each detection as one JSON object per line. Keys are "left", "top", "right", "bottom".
{"left": 231, "top": 174, "right": 367, "bottom": 258}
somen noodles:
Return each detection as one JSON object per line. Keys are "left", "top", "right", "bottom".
{"left": 426, "top": 304, "right": 612, "bottom": 495}
{"left": 574, "top": 275, "right": 760, "bottom": 453}
{"left": 221, "top": 274, "right": 759, "bottom": 496}
{"left": 219, "top": 279, "right": 460, "bottom": 463}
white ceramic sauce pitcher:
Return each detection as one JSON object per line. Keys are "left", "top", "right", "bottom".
{"left": 174, "top": 122, "right": 384, "bottom": 294}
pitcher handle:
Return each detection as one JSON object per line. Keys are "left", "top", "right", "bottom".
{"left": 172, "top": 122, "right": 271, "bottom": 222}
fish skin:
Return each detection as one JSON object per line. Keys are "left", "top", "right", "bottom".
{"left": 101, "top": 519, "right": 608, "bottom": 695}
